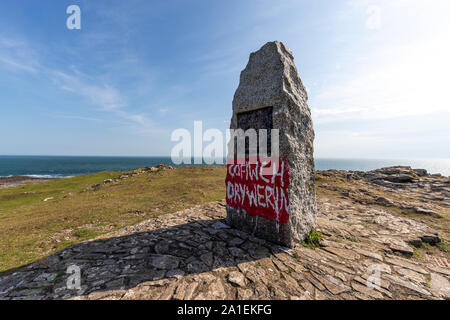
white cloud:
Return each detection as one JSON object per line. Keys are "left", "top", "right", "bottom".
{"left": 366, "top": 5, "right": 381, "bottom": 30}
{"left": 0, "top": 35, "right": 40, "bottom": 73}
{"left": 312, "top": 35, "right": 450, "bottom": 124}
{"left": 50, "top": 70, "right": 125, "bottom": 111}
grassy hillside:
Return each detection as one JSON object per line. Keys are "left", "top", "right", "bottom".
{"left": 0, "top": 166, "right": 227, "bottom": 273}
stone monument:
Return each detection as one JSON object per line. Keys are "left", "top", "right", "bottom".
{"left": 225, "top": 41, "right": 317, "bottom": 247}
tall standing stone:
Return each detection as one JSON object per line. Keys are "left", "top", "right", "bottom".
{"left": 225, "top": 41, "right": 317, "bottom": 248}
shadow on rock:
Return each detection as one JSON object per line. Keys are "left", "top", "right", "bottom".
{"left": 0, "top": 216, "right": 288, "bottom": 300}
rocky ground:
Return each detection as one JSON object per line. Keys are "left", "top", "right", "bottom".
{"left": 0, "top": 176, "right": 54, "bottom": 189}
{"left": 0, "top": 166, "right": 448, "bottom": 300}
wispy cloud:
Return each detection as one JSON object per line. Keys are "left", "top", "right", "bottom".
{"left": 50, "top": 70, "right": 125, "bottom": 111}
{"left": 0, "top": 34, "right": 157, "bottom": 129}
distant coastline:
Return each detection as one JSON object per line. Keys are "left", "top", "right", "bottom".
{"left": 0, "top": 155, "right": 449, "bottom": 179}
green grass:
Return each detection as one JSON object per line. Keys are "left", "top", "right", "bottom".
{"left": 436, "top": 239, "right": 450, "bottom": 254}
{"left": 301, "top": 230, "right": 323, "bottom": 249}
{"left": 0, "top": 166, "right": 227, "bottom": 273}
{"left": 72, "top": 228, "right": 99, "bottom": 239}
{"left": 424, "top": 274, "right": 432, "bottom": 288}
{"left": 0, "top": 171, "right": 118, "bottom": 211}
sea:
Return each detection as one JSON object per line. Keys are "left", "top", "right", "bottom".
{"left": 0, "top": 156, "right": 449, "bottom": 178}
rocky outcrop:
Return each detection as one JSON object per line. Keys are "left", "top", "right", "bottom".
{"left": 85, "top": 164, "right": 174, "bottom": 191}
{"left": 318, "top": 166, "right": 449, "bottom": 218}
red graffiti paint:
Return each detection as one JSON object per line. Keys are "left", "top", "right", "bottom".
{"left": 225, "top": 158, "right": 290, "bottom": 223}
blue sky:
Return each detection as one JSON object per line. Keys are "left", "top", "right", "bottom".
{"left": 0, "top": 0, "right": 449, "bottom": 158}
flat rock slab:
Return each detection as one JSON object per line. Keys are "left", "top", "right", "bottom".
{"left": 148, "top": 255, "right": 180, "bottom": 270}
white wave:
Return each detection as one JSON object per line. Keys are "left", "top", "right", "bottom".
{"left": 25, "top": 174, "right": 73, "bottom": 179}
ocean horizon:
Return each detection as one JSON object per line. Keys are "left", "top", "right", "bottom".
{"left": 0, "top": 155, "right": 449, "bottom": 178}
